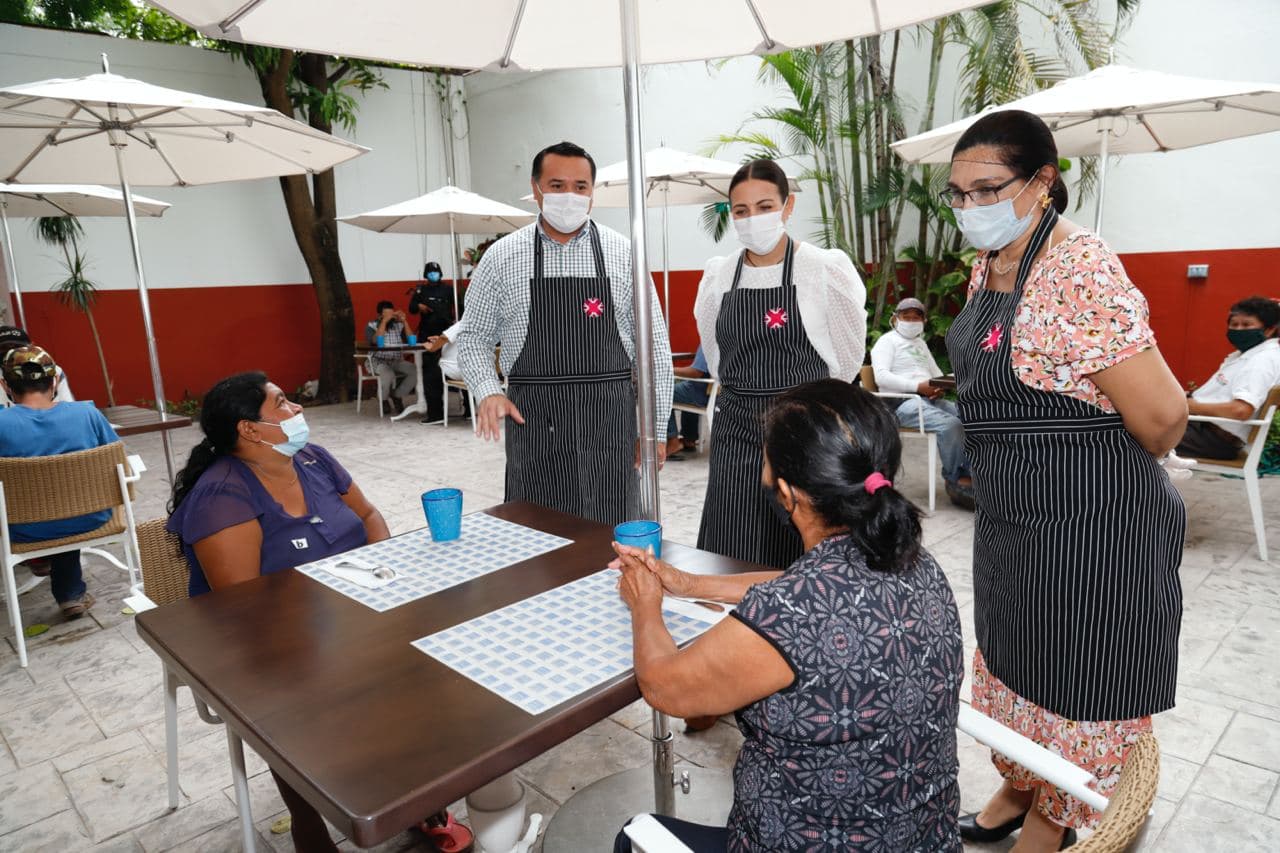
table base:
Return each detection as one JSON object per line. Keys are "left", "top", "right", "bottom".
{"left": 541, "top": 766, "right": 733, "bottom": 852}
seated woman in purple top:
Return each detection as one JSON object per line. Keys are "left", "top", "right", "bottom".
{"left": 166, "top": 371, "right": 389, "bottom": 853}
{"left": 613, "top": 380, "right": 964, "bottom": 852}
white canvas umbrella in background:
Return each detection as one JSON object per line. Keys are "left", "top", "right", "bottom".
{"left": 589, "top": 146, "right": 802, "bottom": 323}
{"left": 338, "top": 184, "right": 537, "bottom": 312}
{"left": 0, "top": 56, "right": 369, "bottom": 479}
{"left": 891, "top": 64, "right": 1280, "bottom": 232}
{"left": 149, "top": 0, "right": 996, "bottom": 830}
{"left": 0, "top": 184, "right": 171, "bottom": 328}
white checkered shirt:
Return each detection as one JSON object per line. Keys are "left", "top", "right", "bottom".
{"left": 457, "top": 219, "right": 674, "bottom": 433}
{"left": 365, "top": 321, "right": 406, "bottom": 366}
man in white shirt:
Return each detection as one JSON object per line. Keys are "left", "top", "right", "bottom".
{"left": 425, "top": 320, "right": 469, "bottom": 417}
{"left": 1177, "top": 295, "right": 1280, "bottom": 459}
{"left": 870, "top": 298, "right": 974, "bottom": 509}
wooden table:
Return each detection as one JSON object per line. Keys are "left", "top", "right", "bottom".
{"left": 135, "top": 502, "right": 761, "bottom": 848}
{"left": 671, "top": 351, "right": 696, "bottom": 362}
{"left": 100, "top": 404, "right": 192, "bottom": 437}
{"left": 928, "top": 375, "right": 957, "bottom": 391}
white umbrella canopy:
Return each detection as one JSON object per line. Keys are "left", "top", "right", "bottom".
{"left": 156, "top": 0, "right": 994, "bottom": 71}
{"left": 0, "top": 184, "right": 171, "bottom": 329}
{"left": 338, "top": 185, "right": 535, "bottom": 234}
{"left": 0, "top": 183, "right": 171, "bottom": 217}
{"left": 588, "top": 145, "right": 801, "bottom": 208}
{"left": 0, "top": 70, "right": 368, "bottom": 185}
{"left": 0, "top": 59, "right": 370, "bottom": 480}
{"left": 890, "top": 64, "right": 1280, "bottom": 164}
{"left": 339, "top": 185, "right": 537, "bottom": 310}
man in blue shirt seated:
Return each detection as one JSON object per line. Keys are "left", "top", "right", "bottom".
{"left": 0, "top": 345, "right": 120, "bottom": 617}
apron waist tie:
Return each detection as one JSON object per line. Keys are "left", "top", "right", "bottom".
{"left": 508, "top": 370, "right": 632, "bottom": 386}
{"left": 963, "top": 415, "right": 1126, "bottom": 435}
{"left": 721, "top": 385, "right": 796, "bottom": 397}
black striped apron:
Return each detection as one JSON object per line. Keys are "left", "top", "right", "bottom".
{"left": 697, "top": 240, "right": 829, "bottom": 569}
{"left": 947, "top": 208, "right": 1184, "bottom": 722}
{"left": 504, "top": 223, "right": 636, "bottom": 526}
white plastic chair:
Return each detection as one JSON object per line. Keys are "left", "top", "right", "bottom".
{"left": 441, "top": 366, "right": 478, "bottom": 431}
{"left": 354, "top": 354, "right": 385, "bottom": 418}
{"left": 672, "top": 377, "right": 717, "bottom": 453}
{"left": 0, "top": 442, "right": 142, "bottom": 667}
{"left": 860, "top": 366, "right": 938, "bottom": 513}
{"left": 1184, "top": 385, "right": 1278, "bottom": 561}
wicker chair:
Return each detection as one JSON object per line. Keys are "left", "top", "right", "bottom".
{"left": 860, "top": 365, "right": 938, "bottom": 512}
{"left": 134, "top": 517, "right": 257, "bottom": 851}
{"left": 0, "top": 441, "right": 141, "bottom": 667}
{"left": 1073, "top": 731, "right": 1162, "bottom": 852}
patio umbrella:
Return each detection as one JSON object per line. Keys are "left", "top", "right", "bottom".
{"left": 0, "top": 56, "right": 369, "bottom": 479}
{"left": 0, "top": 184, "right": 171, "bottom": 328}
{"left": 587, "top": 146, "right": 802, "bottom": 323}
{"left": 149, "top": 0, "right": 996, "bottom": 826}
{"left": 890, "top": 64, "right": 1280, "bottom": 232}
{"left": 338, "top": 184, "right": 537, "bottom": 311}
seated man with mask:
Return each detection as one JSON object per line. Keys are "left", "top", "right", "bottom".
{"left": 1176, "top": 295, "right": 1280, "bottom": 460}
{"left": 870, "top": 298, "right": 975, "bottom": 509}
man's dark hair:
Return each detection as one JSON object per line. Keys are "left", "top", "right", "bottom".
{"left": 376, "top": 300, "right": 395, "bottom": 314}
{"left": 1230, "top": 296, "right": 1280, "bottom": 332}
{"left": 531, "top": 141, "right": 597, "bottom": 183}
{"left": 4, "top": 373, "right": 53, "bottom": 396}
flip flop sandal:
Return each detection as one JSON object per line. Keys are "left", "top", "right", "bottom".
{"left": 418, "top": 811, "right": 474, "bottom": 853}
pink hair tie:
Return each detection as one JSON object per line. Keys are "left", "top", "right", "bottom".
{"left": 864, "top": 472, "right": 892, "bottom": 495}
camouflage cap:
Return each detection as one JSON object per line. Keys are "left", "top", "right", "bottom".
{"left": 1, "top": 344, "right": 57, "bottom": 384}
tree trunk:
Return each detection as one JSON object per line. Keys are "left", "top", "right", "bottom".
{"left": 85, "top": 307, "right": 114, "bottom": 407}
{"left": 253, "top": 49, "right": 355, "bottom": 404}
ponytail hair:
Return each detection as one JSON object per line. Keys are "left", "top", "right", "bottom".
{"left": 168, "top": 371, "right": 269, "bottom": 514}
{"left": 764, "top": 379, "right": 923, "bottom": 573}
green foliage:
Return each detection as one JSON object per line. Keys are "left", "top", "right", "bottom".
{"left": 136, "top": 393, "right": 202, "bottom": 417}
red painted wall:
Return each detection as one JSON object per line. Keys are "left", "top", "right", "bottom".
{"left": 9, "top": 248, "right": 1276, "bottom": 406}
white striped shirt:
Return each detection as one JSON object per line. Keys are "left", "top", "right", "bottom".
{"left": 457, "top": 219, "right": 674, "bottom": 433}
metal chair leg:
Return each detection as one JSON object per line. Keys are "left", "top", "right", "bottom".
{"left": 164, "top": 666, "right": 180, "bottom": 810}
{"left": 226, "top": 728, "right": 257, "bottom": 852}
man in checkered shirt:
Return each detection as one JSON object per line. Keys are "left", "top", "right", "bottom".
{"left": 458, "top": 141, "right": 673, "bottom": 525}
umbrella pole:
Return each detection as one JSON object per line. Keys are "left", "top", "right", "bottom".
{"left": 1094, "top": 116, "right": 1113, "bottom": 235}
{"left": 0, "top": 202, "right": 26, "bottom": 328}
{"left": 449, "top": 213, "right": 460, "bottom": 320}
{"left": 113, "top": 139, "right": 176, "bottom": 482}
{"left": 661, "top": 190, "right": 670, "bottom": 326}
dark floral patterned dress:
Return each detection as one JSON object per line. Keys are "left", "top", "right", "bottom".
{"left": 728, "top": 534, "right": 964, "bottom": 852}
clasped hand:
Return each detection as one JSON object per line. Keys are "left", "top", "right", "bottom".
{"left": 611, "top": 542, "right": 691, "bottom": 611}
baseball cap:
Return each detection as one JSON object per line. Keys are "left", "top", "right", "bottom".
{"left": 0, "top": 325, "right": 30, "bottom": 357}
{"left": 1, "top": 344, "right": 57, "bottom": 384}
{"left": 895, "top": 298, "right": 926, "bottom": 314}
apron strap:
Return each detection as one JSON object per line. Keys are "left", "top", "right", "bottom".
{"left": 1011, "top": 205, "right": 1059, "bottom": 295}
{"left": 730, "top": 237, "right": 796, "bottom": 292}
{"left": 533, "top": 220, "right": 606, "bottom": 285}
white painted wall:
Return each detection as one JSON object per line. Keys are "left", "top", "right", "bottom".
{"left": 0, "top": 23, "right": 473, "bottom": 293}
{"left": 464, "top": 0, "right": 1280, "bottom": 263}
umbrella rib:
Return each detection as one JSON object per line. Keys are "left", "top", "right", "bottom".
{"left": 146, "top": 133, "right": 190, "bottom": 186}
{"left": 219, "top": 0, "right": 269, "bottom": 32}
{"left": 4, "top": 101, "right": 86, "bottom": 182}
{"left": 743, "top": 0, "right": 777, "bottom": 50}
{"left": 500, "top": 0, "right": 531, "bottom": 69}
{"left": 1136, "top": 115, "right": 1168, "bottom": 152}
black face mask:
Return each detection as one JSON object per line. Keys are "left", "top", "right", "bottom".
{"left": 1227, "top": 328, "right": 1268, "bottom": 353}
{"left": 763, "top": 484, "right": 796, "bottom": 530}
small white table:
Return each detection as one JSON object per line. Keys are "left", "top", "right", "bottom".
{"left": 356, "top": 343, "right": 430, "bottom": 422}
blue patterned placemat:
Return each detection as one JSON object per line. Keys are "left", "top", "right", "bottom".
{"left": 412, "top": 568, "right": 718, "bottom": 715}
{"left": 296, "top": 513, "right": 572, "bottom": 612}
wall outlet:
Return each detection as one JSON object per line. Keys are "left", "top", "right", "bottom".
{"left": 1187, "top": 264, "right": 1210, "bottom": 279}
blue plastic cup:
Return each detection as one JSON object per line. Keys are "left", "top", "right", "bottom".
{"left": 614, "top": 520, "right": 662, "bottom": 558}
{"left": 406, "top": 334, "right": 418, "bottom": 345}
{"left": 376, "top": 335, "right": 386, "bottom": 348}
{"left": 422, "top": 488, "right": 463, "bottom": 542}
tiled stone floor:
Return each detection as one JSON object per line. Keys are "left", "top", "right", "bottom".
{"left": 1, "top": 401, "right": 1277, "bottom": 852}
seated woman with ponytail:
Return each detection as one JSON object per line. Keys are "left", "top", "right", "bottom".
{"left": 611, "top": 379, "right": 964, "bottom": 852}
{"left": 166, "top": 372, "right": 389, "bottom": 853}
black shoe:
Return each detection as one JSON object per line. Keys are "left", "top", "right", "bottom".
{"left": 945, "top": 480, "right": 976, "bottom": 511}
{"left": 958, "top": 811, "right": 1025, "bottom": 842}
{"left": 1060, "top": 828, "right": 1078, "bottom": 849}
{"left": 420, "top": 412, "right": 445, "bottom": 425}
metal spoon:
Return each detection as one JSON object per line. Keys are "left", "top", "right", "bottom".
{"left": 333, "top": 560, "right": 396, "bottom": 581}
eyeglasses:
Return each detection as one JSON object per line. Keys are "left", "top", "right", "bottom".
{"left": 938, "top": 175, "right": 1023, "bottom": 209}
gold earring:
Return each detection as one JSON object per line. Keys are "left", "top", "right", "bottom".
{"left": 1039, "top": 192, "right": 1051, "bottom": 209}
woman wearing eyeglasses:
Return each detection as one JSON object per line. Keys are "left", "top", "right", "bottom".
{"left": 944, "top": 110, "right": 1186, "bottom": 852}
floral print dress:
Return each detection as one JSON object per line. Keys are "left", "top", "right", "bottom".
{"left": 727, "top": 534, "right": 964, "bottom": 852}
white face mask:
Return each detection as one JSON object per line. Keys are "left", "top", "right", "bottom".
{"left": 896, "top": 320, "right": 925, "bottom": 340}
{"left": 734, "top": 211, "right": 787, "bottom": 256}
{"left": 953, "top": 177, "right": 1036, "bottom": 251}
{"left": 539, "top": 191, "right": 591, "bottom": 234}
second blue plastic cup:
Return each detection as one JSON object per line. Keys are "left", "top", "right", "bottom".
{"left": 406, "top": 334, "right": 418, "bottom": 345}
{"left": 422, "top": 488, "right": 463, "bottom": 542}
{"left": 614, "top": 520, "right": 662, "bottom": 558}
{"left": 375, "top": 334, "right": 386, "bottom": 348}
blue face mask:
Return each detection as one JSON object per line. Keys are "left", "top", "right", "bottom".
{"left": 953, "top": 178, "right": 1036, "bottom": 251}
{"left": 426, "top": 271, "right": 442, "bottom": 283}
{"left": 258, "top": 412, "right": 309, "bottom": 457}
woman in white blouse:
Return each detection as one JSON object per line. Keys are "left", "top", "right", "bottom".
{"left": 694, "top": 159, "right": 866, "bottom": 568}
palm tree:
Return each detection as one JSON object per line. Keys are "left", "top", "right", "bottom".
{"left": 33, "top": 216, "right": 115, "bottom": 406}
